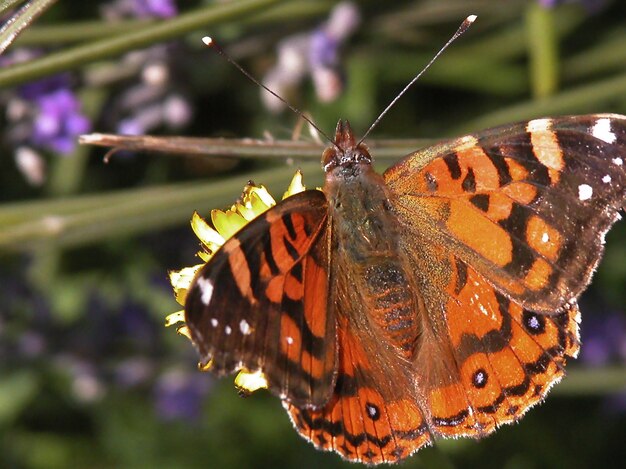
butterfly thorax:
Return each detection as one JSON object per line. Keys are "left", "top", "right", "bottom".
{"left": 322, "top": 121, "right": 423, "bottom": 357}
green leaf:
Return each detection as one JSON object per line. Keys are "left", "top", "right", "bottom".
{"left": 0, "top": 371, "right": 38, "bottom": 426}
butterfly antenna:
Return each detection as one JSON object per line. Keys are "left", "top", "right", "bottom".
{"left": 357, "top": 15, "right": 477, "bottom": 145}
{"left": 202, "top": 36, "right": 337, "bottom": 148}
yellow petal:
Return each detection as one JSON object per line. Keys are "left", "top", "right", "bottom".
{"left": 247, "top": 184, "right": 276, "bottom": 208}
{"left": 197, "top": 250, "right": 212, "bottom": 262}
{"left": 251, "top": 190, "right": 274, "bottom": 213}
{"left": 169, "top": 265, "right": 203, "bottom": 305}
{"left": 191, "top": 211, "right": 225, "bottom": 250}
{"left": 199, "top": 360, "right": 212, "bottom": 371}
{"left": 234, "top": 369, "right": 268, "bottom": 394}
{"left": 236, "top": 194, "right": 263, "bottom": 221}
{"left": 211, "top": 209, "right": 247, "bottom": 239}
{"left": 283, "top": 169, "right": 306, "bottom": 199}
{"left": 165, "top": 310, "right": 185, "bottom": 327}
{"left": 177, "top": 325, "right": 191, "bottom": 339}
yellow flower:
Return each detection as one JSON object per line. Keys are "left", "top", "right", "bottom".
{"left": 166, "top": 170, "right": 307, "bottom": 394}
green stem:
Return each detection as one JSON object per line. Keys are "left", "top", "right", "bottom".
{"left": 0, "top": 0, "right": 285, "bottom": 88}
{"left": 441, "top": 6, "right": 582, "bottom": 62}
{"left": 0, "top": 0, "right": 57, "bottom": 54}
{"left": 0, "top": 163, "right": 321, "bottom": 252}
{"left": 0, "top": 0, "right": 24, "bottom": 15}
{"left": 14, "top": 1, "right": 332, "bottom": 46}
{"left": 374, "top": 51, "right": 527, "bottom": 96}
{"left": 79, "top": 133, "right": 432, "bottom": 161}
{"left": 526, "top": 3, "right": 559, "bottom": 98}
{"left": 563, "top": 32, "right": 626, "bottom": 81}
{"left": 456, "top": 71, "right": 626, "bottom": 132}
{"left": 13, "top": 19, "right": 155, "bottom": 45}
{"left": 555, "top": 366, "right": 626, "bottom": 396}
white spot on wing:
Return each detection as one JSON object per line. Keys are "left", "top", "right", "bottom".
{"left": 612, "top": 157, "right": 623, "bottom": 166}
{"left": 456, "top": 135, "right": 479, "bottom": 151}
{"left": 542, "top": 232, "right": 550, "bottom": 243}
{"left": 602, "top": 175, "right": 612, "bottom": 183}
{"left": 225, "top": 325, "right": 232, "bottom": 335}
{"left": 286, "top": 336, "right": 294, "bottom": 345}
{"left": 578, "top": 184, "right": 593, "bottom": 201}
{"left": 591, "top": 118, "right": 616, "bottom": 144}
{"left": 210, "top": 318, "right": 218, "bottom": 327}
{"left": 240, "top": 319, "right": 251, "bottom": 335}
{"left": 197, "top": 277, "right": 214, "bottom": 305}
{"left": 527, "top": 118, "right": 552, "bottom": 132}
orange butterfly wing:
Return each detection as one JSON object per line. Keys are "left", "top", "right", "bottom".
{"left": 383, "top": 115, "right": 624, "bottom": 435}
{"left": 183, "top": 115, "right": 625, "bottom": 465}
{"left": 285, "top": 284, "right": 432, "bottom": 463}
{"left": 418, "top": 253, "right": 580, "bottom": 436}
{"left": 185, "top": 190, "right": 336, "bottom": 407}
{"left": 385, "top": 114, "right": 626, "bottom": 312}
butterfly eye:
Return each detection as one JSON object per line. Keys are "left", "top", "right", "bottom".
{"left": 382, "top": 200, "right": 392, "bottom": 211}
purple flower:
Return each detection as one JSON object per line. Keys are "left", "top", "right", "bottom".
{"left": 261, "top": 2, "right": 360, "bottom": 112}
{"left": 309, "top": 29, "right": 340, "bottom": 70}
{"left": 114, "top": 358, "right": 154, "bottom": 388}
{"left": 538, "top": 0, "right": 607, "bottom": 12}
{"left": 580, "top": 310, "right": 626, "bottom": 366}
{"left": 96, "top": 47, "right": 192, "bottom": 136}
{"left": 132, "top": 0, "right": 177, "bottom": 18}
{"left": 18, "top": 73, "right": 71, "bottom": 101}
{"left": 154, "top": 369, "right": 213, "bottom": 421}
{"left": 117, "top": 300, "right": 160, "bottom": 346}
{"left": 31, "top": 88, "right": 91, "bottom": 154}
{"left": 2, "top": 69, "right": 92, "bottom": 156}
{"left": 101, "top": 0, "right": 177, "bottom": 20}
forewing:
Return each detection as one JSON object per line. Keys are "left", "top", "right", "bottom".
{"left": 184, "top": 190, "right": 336, "bottom": 407}
{"left": 385, "top": 114, "right": 626, "bottom": 312}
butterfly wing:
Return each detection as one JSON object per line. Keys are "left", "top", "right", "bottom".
{"left": 385, "top": 114, "right": 626, "bottom": 313}
{"left": 383, "top": 114, "right": 624, "bottom": 435}
{"left": 414, "top": 250, "right": 580, "bottom": 437}
{"left": 184, "top": 190, "right": 337, "bottom": 407}
{"left": 285, "top": 259, "right": 433, "bottom": 464}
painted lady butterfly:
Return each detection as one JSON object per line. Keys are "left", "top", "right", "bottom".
{"left": 180, "top": 114, "right": 626, "bottom": 463}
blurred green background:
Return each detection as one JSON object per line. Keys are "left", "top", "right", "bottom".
{"left": 1, "top": 1, "right": 625, "bottom": 468}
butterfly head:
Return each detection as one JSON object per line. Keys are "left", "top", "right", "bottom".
{"left": 322, "top": 120, "right": 372, "bottom": 172}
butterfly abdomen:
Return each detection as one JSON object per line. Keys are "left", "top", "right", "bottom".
{"left": 326, "top": 162, "right": 423, "bottom": 357}
{"left": 363, "top": 261, "right": 422, "bottom": 356}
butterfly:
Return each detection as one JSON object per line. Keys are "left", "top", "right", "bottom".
{"left": 182, "top": 114, "right": 626, "bottom": 463}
